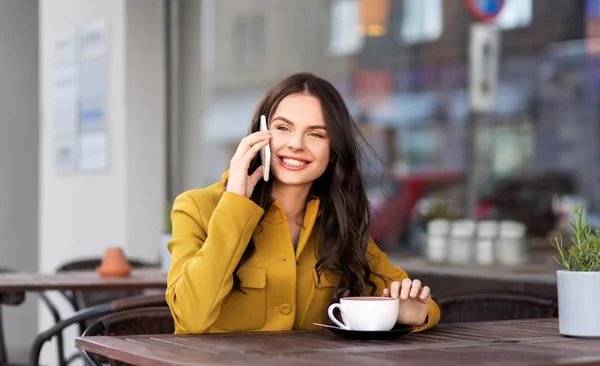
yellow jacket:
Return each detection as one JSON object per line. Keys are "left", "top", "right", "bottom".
{"left": 166, "top": 173, "right": 440, "bottom": 334}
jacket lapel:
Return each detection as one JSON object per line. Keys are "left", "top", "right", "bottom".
{"left": 295, "top": 197, "right": 320, "bottom": 260}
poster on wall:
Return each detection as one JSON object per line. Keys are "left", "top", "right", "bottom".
{"left": 78, "top": 19, "right": 108, "bottom": 172}
{"left": 53, "top": 19, "right": 109, "bottom": 174}
{"left": 79, "top": 57, "right": 107, "bottom": 133}
{"left": 54, "top": 98, "right": 78, "bottom": 171}
{"left": 53, "top": 28, "right": 78, "bottom": 172}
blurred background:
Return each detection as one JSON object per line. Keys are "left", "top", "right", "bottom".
{"left": 1, "top": 0, "right": 599, "bottom": 364}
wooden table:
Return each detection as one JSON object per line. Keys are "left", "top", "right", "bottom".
{"left": 75, "top": 318, "right": 600, "bottom": 366}
{"left": 0, "top": 268, "right": 167, "bottom": 293}
{"left": 0, "top": 268, "right": 166, "bottom": 366}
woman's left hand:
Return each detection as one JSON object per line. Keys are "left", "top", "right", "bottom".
{"left": 382, "top": 278, "right": 430, "bottom": 327}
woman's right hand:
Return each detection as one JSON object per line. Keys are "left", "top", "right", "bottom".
{"left": 226, "top": 131, "right": 271, "bottom": 198}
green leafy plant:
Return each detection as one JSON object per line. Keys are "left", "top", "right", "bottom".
{"left": 418, "top": 199, "right": 460, "bottom": 230}
{"left": 163, "top": 203, "right": 173, "bottom": 234}
{"left": 551, "top": 205, "right": 600, "bottom": 271}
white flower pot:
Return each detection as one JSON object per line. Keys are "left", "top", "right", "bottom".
{"left": 557, "top": 270, "right": 600, "bottom": 337}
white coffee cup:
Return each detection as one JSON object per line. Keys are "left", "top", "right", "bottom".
{"left": 327, "top": 296, "right": 399, "bottom": 331}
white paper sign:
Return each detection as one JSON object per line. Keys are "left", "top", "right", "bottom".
{"left": 56, "top": 136, "right": 77, "bottom": 172}
{"left": 80, "top": 20, "right": 107, "bottom": 59}
{"left": 54, "top": 27, "right": 79, "bottom": 173}
{"left": 54, "top": 63, "right": 78, "bottom": 99}
{"left": 78, "top": 132, "right": 107, "bottom": 172}
{"left": 80, "top": 57, "right": 107, "bottom": 132}
{"left": 54, "top": 28, "right": 77, "bottom": 63}
{"left": 54, "top": 99, "right": 78, "bottom": 137}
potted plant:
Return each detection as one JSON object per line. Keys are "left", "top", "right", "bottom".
{"left": 552, "top": 205, "right": 600, "bottom": 337}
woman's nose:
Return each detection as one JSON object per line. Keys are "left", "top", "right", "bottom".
{"left": 287, "top": 132, "right": 305, "bottom": 151}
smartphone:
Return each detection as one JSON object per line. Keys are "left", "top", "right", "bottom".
{"left": 259, "top": 115, "right": 271, "bottom": 181}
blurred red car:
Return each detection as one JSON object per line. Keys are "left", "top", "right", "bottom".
{"left": 369, "top": 170, "right": 464, "bottom": 247}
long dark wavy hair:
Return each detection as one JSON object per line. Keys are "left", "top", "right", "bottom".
{"left": 228, "top": 72, "right": 387, "bottom": 300}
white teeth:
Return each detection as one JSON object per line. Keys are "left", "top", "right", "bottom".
{"left": 282, "top": 158, "right": 307, "bottom": 167}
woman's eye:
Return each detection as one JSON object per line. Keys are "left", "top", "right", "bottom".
{"left": 309, "top": 132, "right": 324, "bottom": 138}
{"left": 277, "top": 126, "right": 290, "bottom": 132}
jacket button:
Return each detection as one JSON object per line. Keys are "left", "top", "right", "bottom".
{"left": 279, "top": 304, "right": 292, "bottom": 315}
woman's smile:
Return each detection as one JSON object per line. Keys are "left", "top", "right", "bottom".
{"left": 278, "top": 155, "right": 311, "bottom": 171}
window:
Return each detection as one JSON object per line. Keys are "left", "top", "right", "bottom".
{"left": 401, "top": 127, "right": 441, "bottom": 170}
{"left": 497, "top": 0, "right": 533, "bottom": 30}
{"left": 400, "top": 0, "right": 443, "bottom": 44}
{"left": 329, "top": 0, "right": 364, "bottom": 56}
{"left": 233, "top": 13, "right": 266, "bottom": 71}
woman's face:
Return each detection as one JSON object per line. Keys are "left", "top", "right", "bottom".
{"left": 268, "top": 93, "right": 331, "bottom": 188}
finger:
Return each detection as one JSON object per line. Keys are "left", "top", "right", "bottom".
{"left": 382, "top": 288, "right": 390, "bottom": 297}
{"left": 409, "top": 279, "right": 421, "bottom": 298}
{"left": 242, "top": 138, "right": 271, "bottom": 165}
{"left": 420, "top": 286, "right": 431, "bottom": 300}
{"left": 400, "top": 278, "right": 412, "bottom": 300}
{"left": 240, "top": 131, "right": 270, "bottom": 150}
{"left": 390, "top": 281, "right": 401, "bottom": 299}
{"left": 248, "top": 166, "right": 264, "bottom": 187}
{"left": 233, "top": 132, "right": 270, "bottom": 160}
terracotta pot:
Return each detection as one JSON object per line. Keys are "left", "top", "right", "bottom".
{"left": 97, "top": 247, "right": 132, "bottom": 277}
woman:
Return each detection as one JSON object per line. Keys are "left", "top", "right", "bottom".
{"left": 165, "top": 73, "right": 440, "bottom": 334}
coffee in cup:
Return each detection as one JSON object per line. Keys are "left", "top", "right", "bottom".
{"left": 327, "top": 296, "right": 399, "bottom": 331}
